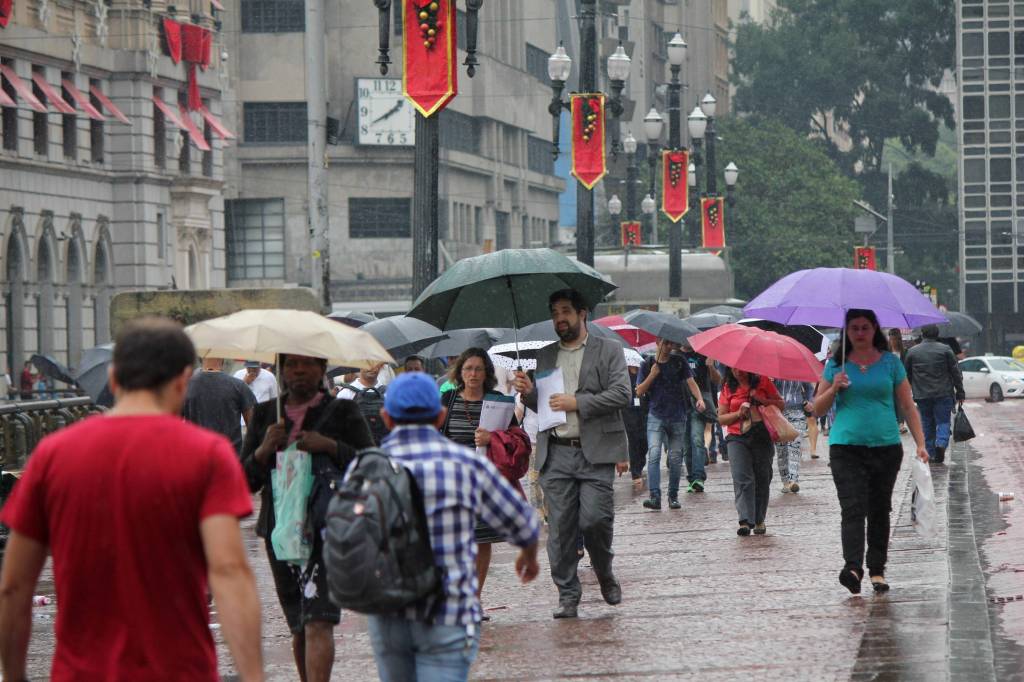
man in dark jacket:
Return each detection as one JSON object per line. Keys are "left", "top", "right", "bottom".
{"left": 904, "top": 325, "right": 966, "bottom": 464}
{"left": 240, "top": 354, "right": 373, "bottom": 682}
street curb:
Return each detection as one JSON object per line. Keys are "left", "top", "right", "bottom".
{"left": 946, "top": 441, "right": 997, "bottom": 681}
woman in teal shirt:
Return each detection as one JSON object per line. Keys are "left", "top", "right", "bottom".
{"left": 814, "top": 309, "right": 928, "bottom": 595}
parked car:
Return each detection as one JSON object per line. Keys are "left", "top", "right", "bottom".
{"left": 959, "top": 356, "right": 1024, "bottom": 402}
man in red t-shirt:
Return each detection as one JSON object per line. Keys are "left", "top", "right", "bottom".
{"left": 0, "top": 318, "right": 264, "bottom": 682}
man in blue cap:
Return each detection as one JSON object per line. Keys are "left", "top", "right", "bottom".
{"left": 367, "top": 372, "right": 541, "bottom": 682}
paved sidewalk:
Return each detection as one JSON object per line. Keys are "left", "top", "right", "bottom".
{"left": 20, "top": 423, "right": 993, "bottom": 680}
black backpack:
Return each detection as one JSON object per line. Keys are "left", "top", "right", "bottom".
{"left": 348, "top": 385, "right": 388, "bottom": 445}
{"left": 323, "top": 448, "right": 440, "bottom": 614}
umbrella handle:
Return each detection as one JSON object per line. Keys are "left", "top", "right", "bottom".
{"left": 276, "top": 354, "right": 282, "bottom": 422}
{"left": 506, "top": 277, "right": 523, "bottom": 372}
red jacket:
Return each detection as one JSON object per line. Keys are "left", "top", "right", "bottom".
{"left": 486, "top": 427, "right": 531, "bottom": 497}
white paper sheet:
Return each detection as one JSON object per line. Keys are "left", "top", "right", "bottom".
{"left": 476, "top": 394, "right": 517, "bottom": 457}
{"left": 536, "top": 367, "right": 567, "bottom": 432}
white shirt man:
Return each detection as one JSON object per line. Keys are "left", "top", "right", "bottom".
{"left": 337, "top": 365, "right": 386, "bottom": 401}
{"left": 232, "top": 362, "right": 279, "bottom": 404}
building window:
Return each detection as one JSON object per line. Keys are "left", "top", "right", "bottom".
{"left": 50, "top": 72, "right": 78, "bottom": 160}
{"left": 439, "top": 109, "right": 481, "bottom": 154}
{"left": 2, "top": 59, "right": 18, "bottom": 152}
{"left": 225, "top": 198, "right": 286, "bottom": 280}
{"left": 393, "top": 0, "right": 402, "bottom": 35}
{"left": 153, "top": 93, "right": 166, "bottom": 169}
{"left": 202, "top": 113, "right": 213, "bottom": 177}
{"left": 156, "top": 212, "right": 166, "bottom": 260}
{"left": 89, "top": 78, "right": 104, "bottom": 163}
{"left": 349, "top": 197, "right": 411, "bottom": 238}
{"left": 525, "top": 43, "right": 550, "bottom": 83}
{"left": 241, "top": 0, "right": 305, "bottom": 33}
{"left": 243, "top": 102, "right": 307, "bottom": 144}
{"left": 527, "top": 135, "right": 554, "bottom": 175}
{"left": 178, "top": 92, "right": 190, "bottom": 174}
{"left": 31, "top": 68, "right": 48, "bottom": 156}
{"left": 456, "top": 10, "right": 467, "bottom": 51}
{"left": 495, "top": 210, "right": 510, "bottom": 250}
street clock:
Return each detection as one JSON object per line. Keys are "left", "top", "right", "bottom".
{"left": 356, "top": 77, "right": 415, "bottom": 146}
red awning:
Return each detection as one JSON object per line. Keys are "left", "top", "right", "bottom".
{"left": 91, "top": 85, "right": 131, "bottom": 125}
{"left": 61, "top": 79, "right": 105, "bottom": 121}
{"left": 177, "top": 102, "right": 211, "bottom": 151}
{"left": 0, "top": 86, "right": 14, "bottom": 108}
{"left": 0, "top": 64, "right": 46, "bottom": 112}
{"left": 199, "top": 105, "right": 235, "bottom": 140}
{"left": 151, "top": 94, "right": 185, "bottom": 129}
{"left": 30, "top": 72, "right": 76, "bottom": 114}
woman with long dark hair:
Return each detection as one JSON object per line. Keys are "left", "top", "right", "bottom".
{"left": 814, "top": 309, "right": 928, "bottom": 594}
{"left": 718, "top": 367, "right": 785, "bottom": 536}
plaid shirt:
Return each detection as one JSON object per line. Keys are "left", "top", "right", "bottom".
{"left": 379, "top": 424, "right": 540, "bottom": 626}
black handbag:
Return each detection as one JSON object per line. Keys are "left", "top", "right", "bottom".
{"left": 953, "top": 404, "right": 976, "bottom": 442}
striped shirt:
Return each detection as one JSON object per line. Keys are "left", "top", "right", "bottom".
{"left": 443, "top": 395, "right": 481, "bottom": 447}
{"left": 381, "top": 424, "right": 540, "bottom": 626}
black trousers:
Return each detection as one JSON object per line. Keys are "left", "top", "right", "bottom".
{"left": 829, "top": 443, "right": 903, "bottom": 575}
{"left": 623, "top": 405, "right": 648, "bottom": 478}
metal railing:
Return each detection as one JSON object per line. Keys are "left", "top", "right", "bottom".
{"left": 0, "top": 397, "right": 102, "bottom": 471}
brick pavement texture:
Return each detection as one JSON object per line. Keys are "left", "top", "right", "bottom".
{"left": 23, "top": 404, "right": 1024, "bottom": 680}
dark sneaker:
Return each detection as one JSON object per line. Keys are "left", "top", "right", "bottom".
{"left": 642, "top": 496, "right": 661, "bottom": 510}
{"left": 668, "top": 498, "right": 681, "bottom": 510}
{"left": 687, "top": 480, "right": 705, "bottom": 493}
{"left": 753, "top": 522, "right": 767, "bottom": 535}
{"left": 737, "top": 523, "right": 751, "bottom": 536}
{"left": 789, "top": 481, "right": 800, "bottom": 493}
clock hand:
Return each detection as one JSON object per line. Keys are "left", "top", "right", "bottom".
{"left": 371, "top": 100, "right": 403, "bottom": 125}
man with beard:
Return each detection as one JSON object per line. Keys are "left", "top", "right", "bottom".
{"left": 241, "top": 355, "right": 373, "bottom": 682}
{"left": 513, "top": 289, "right": 632, "bottom": 619}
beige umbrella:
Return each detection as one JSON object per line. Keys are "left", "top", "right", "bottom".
{"left": 185, "top": 308, "right": 394, "bottom": 368}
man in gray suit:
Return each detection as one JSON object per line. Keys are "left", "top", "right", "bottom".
{"left": 514, "top": 289, "right": 632, "bottom": 619}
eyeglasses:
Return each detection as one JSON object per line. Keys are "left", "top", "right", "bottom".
{"left": 462, "top": 365, "right": 487, "bottom": 373}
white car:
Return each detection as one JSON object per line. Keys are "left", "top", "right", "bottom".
{"left": 959, "top": 356, "right": 1024, "bottom": 401}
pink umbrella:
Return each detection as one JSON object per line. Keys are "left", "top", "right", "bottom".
{"left": 689, "top": 324, "right": 822, "bottom": 382}
{"left": 593, "top": 314, "right": 658, "bottom": 349}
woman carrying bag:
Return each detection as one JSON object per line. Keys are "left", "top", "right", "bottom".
{"left": 814, "top": 309, "right": 929, "bottom": 595}
{"left": 440, "top": 348, "right": 530, "bottom": 617}
{"left": 718, "top": 367, "right": 785, "bottom": 536}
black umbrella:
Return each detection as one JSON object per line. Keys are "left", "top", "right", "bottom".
{"left": 75, "top": 343, "right": 114, "bottom": 407}
{"left": 361, "top": 316, "right": 448, "bottom": 359}
{"left": 420, "top": 328, "right": 506, "bottom": 359}
{"left": 30, "top": 354, "right": 77, "bottom": 386}
{"left": 925, "top": 311, "right": 983, "bottom": 339}
{"left": 738, "top": 318, "right": 829, "bottom": 360}
{"left": 622, "top": 310, "right": 700, "bottom": 346}
{"left": 327, "top": 310, "right": 377, "bottom": 327}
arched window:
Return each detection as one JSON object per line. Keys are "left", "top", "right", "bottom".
{"left": 93, "top": 226, "right": 112, "bottom": 344}
{"left": 187, "top": 246, "right": 198, "bottom": 289}
{"left": 5, "top": 226, "right": 26, "bottom": 380}
{"left": 36, "top": 234, "right": 55, "bottom": 358}
{"left": 66, "top": 233, "right": 84, "bottom": 368}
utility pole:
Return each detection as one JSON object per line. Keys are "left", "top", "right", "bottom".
{"left": 305, "top": 0, "right": 330, "bottom": 310}
{"left": 412, "top": 114, "right": 440, "bottom": 298}
{"left": 886, "top": 162, "right": 895, "bottom": 274}
{"left": 576, "top": 0, "right": 597, "bottom": 266}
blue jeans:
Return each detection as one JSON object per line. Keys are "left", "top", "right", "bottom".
{"left": 915, "top": 396, "right": 955, "bottom": 458}
{"left": 367, "top": 616, "right": 479, "bottom": 682}
{"left": 646, "top": 413, "right": 686, "bottom": 499}
{"left": 684, "top": 410, "right": 707, "bottom": 482}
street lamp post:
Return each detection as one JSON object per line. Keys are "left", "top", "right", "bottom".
{"left": 623, "top": 132, "right": 639, "bottom": 225}
{"left": 666, "top": 33, "right": 687, "bottom": 298}
{"left": 688, "top": 93, "right": 738, "bottom": 258}
{"left": 644, "top": 108, "right": 664, "bottom": 245}
{"left": 641, "top": 192, "right": 656, "bottom": 247}
{"left": 548, "top": 0, "right": 630, "bottom": 266}
{"left": 372, "top": 0, "right": 484, "bottom": 298}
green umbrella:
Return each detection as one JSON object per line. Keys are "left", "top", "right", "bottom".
{"left": 407, "top": 248, "right": 617, "bottom": 365}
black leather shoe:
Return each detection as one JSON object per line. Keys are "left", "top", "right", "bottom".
{"left": 553, "top": 602, "right": 579, "bottom": 619}
{"left": 598, "top": 574, "right": 622, "bottom": 605}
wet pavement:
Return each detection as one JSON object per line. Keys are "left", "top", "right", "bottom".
{"left": 17, "top": 400, "right": 1024, "bottom": 680}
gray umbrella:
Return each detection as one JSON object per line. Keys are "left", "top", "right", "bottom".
{"left": 30, "top": 354, "right": 77, "bottom": 386}
{"left": 75, "top": 343, "right": 114, "bottom": 407}
{"left": 361, "top": 316, "right": 448, "bottom": 360}
{"left": 493, "top": 320, "right": 628, "bottom": 347}
{"left": 327, "top": 310, "right": 377, "bottom": 327}
{"left": 623, "top": 310, "right": 700, "bottom": 345}
{"left": 696, "top": 305, "right": 745, "bottom": 321}
{"left": 420, "top": 328, "right": 506, "bottom": 359}
{"left": 922, "top": 311, "right": 983, "bottom": 338}
{"left": 684, "top": 312, "right": 735, "bottom": 330}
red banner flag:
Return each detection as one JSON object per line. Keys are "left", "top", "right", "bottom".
{"left": 402, "top": 0, "right": 458, "bottom": 117}
{"left": 621, "top": 221, "right": 642, "bottom": 247}
{"left": 701, "top": 197, "right": 725, "bottom": 254}
{"left": 661, "top": 150, "right": 689, "bottom": 223}
{"left": 854, "top": 246, "right": 877, "bottom": 270}
{"left": 570, "top": 93, "right": 607, "bottom": 189}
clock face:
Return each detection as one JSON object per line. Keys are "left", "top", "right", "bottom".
{"left": 357, "top": 78, "right": 415, "bottom": 146}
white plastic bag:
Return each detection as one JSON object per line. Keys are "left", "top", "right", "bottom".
{"left": 911, "top": 459, "right": 938, "bottom": 540}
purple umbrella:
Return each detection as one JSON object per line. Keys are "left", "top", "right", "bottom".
{"left": 744, "top": 268, "right": 947, "bottom": 329}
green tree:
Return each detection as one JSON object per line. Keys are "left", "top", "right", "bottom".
{"left": 732, "top": 0, "right": 955, "bottom": 181}
{"left": 713, "top": 116, "right": 859, "bottom": 298}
